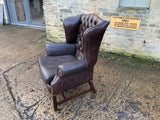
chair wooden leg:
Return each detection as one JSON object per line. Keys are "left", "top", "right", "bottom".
{"left": 52, "top": 81, "right": 96, "bottom": 111}
{"left": 89, "top": 80, "right": 96, "bottom": 93}
{"left": 53, "top": 95, "right": 58, "bottom": 111}
{"left": 61, "top": 92, "right": 66, "bottom": 99}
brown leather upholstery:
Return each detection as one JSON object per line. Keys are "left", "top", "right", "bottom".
{"left": 38, "top": 55, "right": 76, "bottom": 84}
{"left": 38, "top": 14, "right": 110, "bottom": 111}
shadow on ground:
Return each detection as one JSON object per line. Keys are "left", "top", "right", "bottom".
{"left": 0, "top": 25, "right": 160, "bottom": 120}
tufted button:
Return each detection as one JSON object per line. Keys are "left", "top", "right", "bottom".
{"left": 87, "top": 17, "right": 89, "bottom": 21}
{"left": 79, "top": 47, "right": 82, "bottom": 51}
{"left": 78, "top": 40, "right": 81, "bottom": 46}
{"left": 82, "top": 16, "right": 85, "bottom": 21}
{"left": 83, "top": 26, "right": 85, "bottom": 31}
{"left": 78, "top": 52, "right": 84, "bottom": 59}
{"left": 82, "top": 20, "right": 85, "bottom": 25}
{"left": 90, "top": 19, "right": 93, "bottom": 23}
{"left": 83, "top": 21, "right": 86, "bottom": 26}
{"left": 87, "top": 24, "right": 89, "bottom": 28}
{"left": 80, "top": 25, "right": 83, "bottom": 30}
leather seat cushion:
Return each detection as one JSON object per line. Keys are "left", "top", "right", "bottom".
{"left": 38, "top": 55, "right": 76, "bottom": 84}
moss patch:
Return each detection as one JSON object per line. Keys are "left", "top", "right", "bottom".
{"left": 98, "top": 51, "right": 160, "bottom": 69}
{"left": 46, "top": 34, "right": 60, "bottom": 43}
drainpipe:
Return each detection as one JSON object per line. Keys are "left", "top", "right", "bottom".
{"left": 3, "top": 0, "right": 10, "bottom": 24}
{"left": 0, "top": 4, "right": 3, "bottom": 25}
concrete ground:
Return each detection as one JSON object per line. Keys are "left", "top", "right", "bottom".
{"left": 0, "top": 25, "right": 160, "bottom": 120}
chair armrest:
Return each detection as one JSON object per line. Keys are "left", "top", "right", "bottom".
{"left": 46, "top": 43, "right": 77, "bottom": 56}
{"left": 57, "top": 60, "right": 86, "bottom": 77}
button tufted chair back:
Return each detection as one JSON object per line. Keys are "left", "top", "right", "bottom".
{"left": 76, "top": 14, "right": 103, "bottom": 59}
{"left": 63, "top": 14, "right": 109, "bottom": 67}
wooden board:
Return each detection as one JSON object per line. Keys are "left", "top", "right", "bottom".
{"left": 0, "top": 4, "right": 3, "bottom": 25}
{"left": 110, "top": 16, "right": 141, "bottom": 31}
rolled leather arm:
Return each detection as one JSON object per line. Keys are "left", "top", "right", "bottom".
{"left": 46, "top": 43, "right": 77, "bottom": 56}
{"left": 57, "top": 60, "right": 86, "bottom": 77}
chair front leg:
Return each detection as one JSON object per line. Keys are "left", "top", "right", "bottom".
{"left": 53, "top": 95, "right": 58, "bottom": 111}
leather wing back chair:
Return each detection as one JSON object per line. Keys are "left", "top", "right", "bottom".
{"left": 38, "top": 14, "right": 110, "bottom": 111}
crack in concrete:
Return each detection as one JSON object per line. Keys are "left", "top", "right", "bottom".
{"left": 2, "top": 52, "right": 44, "bottom": 120}
{"left": 24, "top": 95, "right": 47, "bottom": 111}
{"left": 105, "top": 85, "right": 120, "bottom": 107}
{"left": 28, "top": 103, "right": 40, "bottom": 119}
{"left": 84, "top": 97, "right": 105, "bottom": 108}
{"left": 3, "top": 76, "right": 22, "bottom": 119}
{"left": 23, "top": 95, "right": 48, "bottom": 119}
{"left": 71, "top": 97, "right": 83, "bottom": 120}
{"left": 3, "top": 62, "right": 26, "bottom": 76}
{"left": 2, "top": 62, "right": 26, "bottom": 120}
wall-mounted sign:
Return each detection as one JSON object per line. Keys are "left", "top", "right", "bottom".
{"left": 110, "top": 16, "right": 141, "bottom": 31}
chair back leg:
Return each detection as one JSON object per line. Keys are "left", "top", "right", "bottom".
{"left": 61, "top": 92, "right": 66, "bottom": 99}
{"left": 89, "top": 80, "right": 96, "bottom": 93}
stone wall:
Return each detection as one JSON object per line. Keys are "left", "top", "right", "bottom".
{"left": 0, "top": 0, "right": 9, "bottom": 24}
{"left": 43, "top": 0, "right": 160, "bottom": 61}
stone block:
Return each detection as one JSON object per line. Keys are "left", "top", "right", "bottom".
{"left": 60, "top": 9, "right": 72, "bottom": 13}
{"left": 149, "top": 24, "right": 156, "bottom": 27}
{"left": 103, "top": 12, "right": 119, "bottom": 16}
{"left": 141, "top": 23, "right": 148, "bottom": 27}
{"left": 155, "top": 30, "right": 160, "bottom": 34}
{"left": 98, "top": 8, "right": 107, "bottom": 11}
